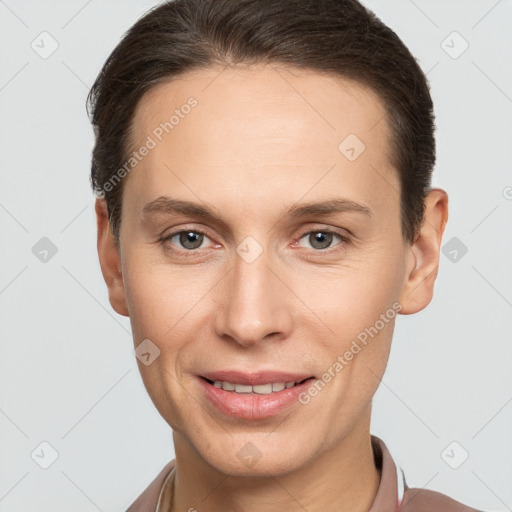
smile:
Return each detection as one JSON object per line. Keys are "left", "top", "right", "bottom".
{"left": 198, "top": 373, "right": 317, "bottom": 420}
{"left": 205, "top": 378, "right": 310, "bottom": 394}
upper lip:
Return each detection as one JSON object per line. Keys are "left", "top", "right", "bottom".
{"left": 200, "top": 370, "right": 314, "bottom": 386}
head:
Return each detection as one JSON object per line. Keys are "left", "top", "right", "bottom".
{"left": 90, "top": 0, "right": 448, "bottom": 476}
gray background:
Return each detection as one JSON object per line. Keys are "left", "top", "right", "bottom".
{"left": 0, "top": 0, "right": 511, "bottom": 510}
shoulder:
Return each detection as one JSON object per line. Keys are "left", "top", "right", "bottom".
{"left": 125, "top": 459, "right": 176, "bottom": 512}
{"left": 402, "top": 486, "right": 483, "bottom": 512}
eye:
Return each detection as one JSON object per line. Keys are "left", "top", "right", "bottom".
{"left": 159, "top": 226, "right": 351, "bottom": 256}
{"left": 296, "top": 229, "right": 350, "bottom": 251}
{"left": 164, "top": 229, "right": 214, "bottom": 252}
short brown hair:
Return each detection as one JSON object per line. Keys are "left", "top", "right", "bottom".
{"left": 87, "top": 0, "right": 435, "bottom": 246}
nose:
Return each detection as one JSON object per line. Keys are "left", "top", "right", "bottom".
{"left": 214, "top": 243, "right": 294, "bottom": 348}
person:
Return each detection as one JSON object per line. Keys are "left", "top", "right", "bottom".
{"left": 88, "top": 0, "right": 482, "bottom": 510}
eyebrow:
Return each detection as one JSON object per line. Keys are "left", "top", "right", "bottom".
{"left": 141, "top": 196, "right": 373, "bottom": 222}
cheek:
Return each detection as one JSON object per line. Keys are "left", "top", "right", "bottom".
{"left": 121, "top": 254, "right": 215, "bottom": 388}
{"left": 122, "top": 251, "right": 198, "bottom": 339}
{"left": 293, "top": 255, "right": 402, "bottom": 337}
{"left": 289, "top": 253, "right": 402, "bottom": 401}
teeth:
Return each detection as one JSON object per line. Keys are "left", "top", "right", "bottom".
{"left": 235, "top": 383, "right": 252, "bottom": 393}
{"left": 253, "top": 383, "right": 273, "bottom": 394}
{"left": 212, "top": 380, "right": 298, "bottom": 394}
{"left": 221, "top": 381, "right": 235, "bottom": 391}
{"left": 272, "top": 382, "right": 286, "bottom": 392}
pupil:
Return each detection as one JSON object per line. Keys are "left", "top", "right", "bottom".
{"left": 181, "top": 231, "right": 202, "bottom": 249}
{"left": 311, "top": 232, "right": 331, "bottom": 249}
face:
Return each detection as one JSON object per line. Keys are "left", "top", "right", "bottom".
{"left": 96, "top": 64, "right": 445, "bottom": 477}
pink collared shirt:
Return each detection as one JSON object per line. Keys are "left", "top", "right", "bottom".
{"left": 125, "top": 435, "right": 482, "bottom": 512}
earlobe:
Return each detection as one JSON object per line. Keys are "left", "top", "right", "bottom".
{"left": 398, "top": 188, "right": 449, "bottom": 315}
{"left": 95, "top": 198, "right": 130, "bottom": 317}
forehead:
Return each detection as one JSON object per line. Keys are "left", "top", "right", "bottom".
{"left": 125, "top": 64, "right": 398, "bottom": 217}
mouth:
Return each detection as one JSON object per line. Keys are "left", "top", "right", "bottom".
{"left": 200, "top": 376, "right": 315, "bottom": 395}
{"left": 197, "top": 371, "right": 318, "bottom": 420}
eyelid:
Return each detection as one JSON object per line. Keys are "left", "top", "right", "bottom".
{"left": 163, "top": 225, "right": 212, "bottom": 238}
{"left": 294, "top": 223, "right": 352, "bottom": 238}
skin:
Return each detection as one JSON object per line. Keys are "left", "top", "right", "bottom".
{"left": 96, "top": 64, "right": 448, "bottom": 512}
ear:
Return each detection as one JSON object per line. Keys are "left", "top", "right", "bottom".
{"left": 399, "top": 188, "right": 449, "bottom": 315}
{"left": 95, "top": 198, "right": 130, "bottom": 317}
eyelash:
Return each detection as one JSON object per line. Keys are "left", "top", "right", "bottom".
{"left": 159, "top": 226, "right": 351, "bottom": 257}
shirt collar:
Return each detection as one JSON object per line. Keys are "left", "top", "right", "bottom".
{"left": 369, "top": 434, "right": 406, "bottom": 511}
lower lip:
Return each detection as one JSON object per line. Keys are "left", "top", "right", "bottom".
{"left": 197, "top": 376, "right": 316, "bottom": 420}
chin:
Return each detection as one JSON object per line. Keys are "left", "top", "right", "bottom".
{"left": 194, "top": 432, "right": 312, "bottom": 478}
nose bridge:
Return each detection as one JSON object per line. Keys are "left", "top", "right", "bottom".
{"left": 215, "top": 238, "right": 293, "bottom": 346}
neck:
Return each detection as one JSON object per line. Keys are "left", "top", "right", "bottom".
{"left": 170, "top": 405, "right": 380, "bottom": 512}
